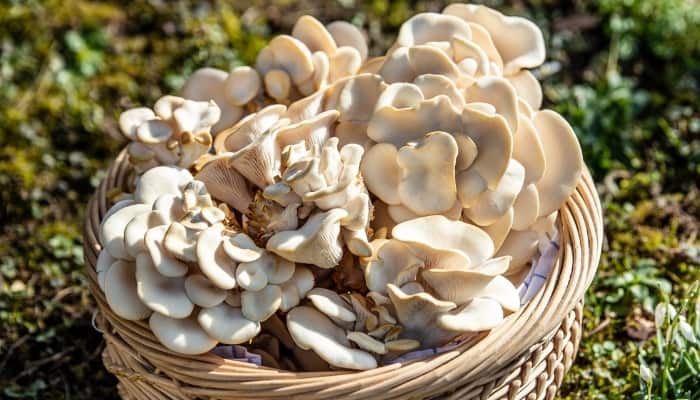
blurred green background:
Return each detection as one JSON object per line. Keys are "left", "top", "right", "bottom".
{"left": 0, "top": 0, "right": 699, "bottom": 399}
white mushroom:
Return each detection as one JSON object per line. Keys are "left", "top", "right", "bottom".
{"left": 196, "top": 225, "right": 237, "bottom": 289}
{"left": 123, "top": 210, "right": 169, "bottom": 258}
{"left": 241, "top": 285, "right": 283, "bottom": 322}
{"left": 104, "top": 260, "right": 152, "bottom": 320}
{"left": 135, "top": 252, "right": 194, "bottom": 319}
{"left": 462, "top": 159, "right": 525, "bottom": 226}
{"left": 307, "top": 288, "right": 357, "bottom": 323}
{"left": 149, "top": 313, "right": 217, "bottom": 355}
{"left": 182, "top": 67, "right": 242, "bottom": 133}
{"left": 364, "top": 239, "right": 422, "bottom": 293}
{"left": 195, "top": 158, "right": 253, "bottom": 214}
{"left": 224, "top": 66, "right": 261, "bottom": 106}
{"left": 184, "top": 274, "right": 228, "bottom": 308}
{"left": 134, "top": 166, "right": 193, "bottom": 206}
{"left": 396, "top": 131, "right": 458, "bottom": 215}
{"left": 100, "top": 203, "right": 152, "bottom": 260}
{"left": 438, "top": 297, "right": 505, "bottom": 332}
{"left": 533, "top": 110, "right": 584, "bottom": 216}
{"left": 144, "top": 225, "right": 189, "bottom": 277}
{"left": 326, "top": 21, "right": 368, "bottom": 61}
{"left": 287, "top": 306, "right": 377, "bottom": 370}
{"left": 266, "top": 208, "right": 347, "bottom": 269}
{"left": 119, "top": 107, "right": 156, "bottom": 140}
{"left": 386, "top": 284, "right": 457, "bottom": 347}
{"left": 198, "top": 303, "right": 261, "bottom": 344}
{"left": 392, "top": 215, "right": 494, "bottom": 269}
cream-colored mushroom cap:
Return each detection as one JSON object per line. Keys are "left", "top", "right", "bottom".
{"left": 465, "top": 76, "right": 519, "bottom": 134}
{"left": 386, "top": 283, "right": 457, "bottom": 345}
{"left": 224, "top": 66, "right": 261, "bottom": 106}
{"left": 134, "top": 165, "right": 193, "bottom": 206}
{"left": 533, "top": 110, "right": 584, "bottom": 216}
{"left": 394, "top": 13, "right": 472, "bottom": 49}
{"left": 463, "top": 159, "right": 525, "bottom": 226}
{"left": 195, "top": 157, "right": 253, "bottom": 213}
{"left": 512, "top": 114, "right": 546, "bottom": 184}
{"left": 182, "top": 67, "right": 241, "bottom": 133}
{"left": 256, "top": 35, "right": 314, "bottom": 85}
{"left": 198, "top": 303, "right": 261, "bottom": 344}
{"left": 136, "top": 119, "right": 173, "bottom": 144}
{"left": 361, "top": 143, "right": 401, "bottom": 205}
{"left": 379, "top": 45, "right": 461, "bottom": 84}
{"left": 396, "top": 131, "right": 458, "bottom": 215}
{"left": 144, "top": 225, "right": 189, "bottom": 277}
{"left": 162, "top": 222, "right": 198, "bottom": 263}
{"left": 135, "top": 252, "right": 193, "bottom": 319}
{"left": 123, "top": 210, "right": 169, "bottom": 258}
{"left": 507, "top": 70, "right": 542, "bottom": 111}
{"left": 287, "top": 306, "right": 377, "bottom": 370}
{"left": 241, "top": 285, "right": 283, "bottom": 322}
{"left": 495, "top": 229, "right": 539, "bottom": 275}
{"left": 392, "top": 215, "right": 494, "bottom": 268}
{"left": 292, "top": 15, "right": 336, "bottom": 54}
{"left": 196, "top": 225, "right": 237, "bottom": 289}
{"left": 438, "top": 297, "right": 504, "bottom": 332}
{"left": 96, "top": 250, "right": 115, "bottom": 291}
{"left": 443, "top": 4, "right": 546, "bottom": 75}
{"left": 307, "top": 288, "right": 357, "bottom": 323}
{"left": 420, "top": 257, "right": 512, "bottom": 305}
{"left": 326, "top": 21, "right": 368, "bottom": 61}
{"left": 364, "top": 239, "right": 422, "bottom": 293}
{"left": 264, "top": 69, "right": 292, "bottom": 101}
{"left": 266, "top": 208, "right": 348, "bottom": 269}
{"left": 512, "top": 183, "right": 540, "bottom": 230}
{"left": 100, "top": 203, "right": 152, "bottom": 260}
{"left": 184, "top": 274, "right": 228, "bottom": 308}
{"left": 104, "top": 260, "right": 152, "bottom": 320}
{"left": 119, "top": 107, "right": 155, "bottom": 140}
{"left": 149, "top": 313, "right": 217, "bottom": 355}
{"left": 223, "top": 233, "right": 263, "bottom": 263}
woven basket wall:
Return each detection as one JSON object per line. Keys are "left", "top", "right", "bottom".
{"left": 83, "top": 150, "right": 603, "bottom": 400}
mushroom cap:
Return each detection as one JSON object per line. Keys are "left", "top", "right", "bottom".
{"left": 264, "top": 69, "right": 292, "bottom": 101}
{"left": 420, "top": 256, "right": 513, "bottom": 305}
{"left": 136, "top": 119, "right": 173, "bottom": 144}
{"left": 506, "top": 70, "right": 542, "bottom": 111}
{"left": 463, "top": 159, "right": 525, "bottom": 226}
{"left": 361, "top": 143, "right": 401, "bottom": 205}
{"left": 144, "top": 225, "right": 189, "bottom": 277}
{"left": 347, "top": 331, "right": 387, "bottom": 355}
{"left": 182, "top": 68, "right": 241, "bottom": 133}
{"left": 495, "top": 229, "right": 539, "bottom": 275}
{"left": 478, "top": 207, "right": 514, "bottom": 253}
{"left": 135, "top": 252, "right": 194, "bottom": 319}
{"left": 196, "top": 225, "right": 237, "bottom": 289}
{"left": 223, "top": 233, "right": 263, "bottom": 263}
{"left": 512, "top": 114, "right": 546, "bottom": 184}
{"left": 124, "top": 210, "right": 169, "bottom": 259}
{"left": 104, "top": 260, "right": 152, "bottom": 320}
{"left": 292, "top": 15, "right": 337, "bottom": 54}
{"left": 533, "top": 110, "right": 583, "bottom": 216}
{"left": 326, "top": 21, "right": 368, "bottom": 62}
{"left": 198, "top": 303, "right": 261, "bottom": 344}
{"left": 394, "top": 13, "right": 472, "bottom": 49}
{"left": 364, "top": 239, "right": 422, "bottom": 293}
{"left": 266, "top": 208, "right": 348, "bottom": 269}
{"left": 184, "top": 274, "right": 228, "bottom": 308}
{"left": 119, "top": 107, "right": 156, "bottom": 140}
{"left": 392, "top": 215, "right": 494, "bottom": 269}
{"left": 465, "top": 76, "right": 519, "bottom": 134}
{"left": 443, "top": 4, "right": 546, "bottom": 75}
{"left": 386, "top": 283, "right": 457, "bottom": 345}
{"left": 134, "top": 165, "right": 193, "bottom": 206}
{"left": 287, "top": 306, "right": 377, "bottom": 370}
{"left": 162, "top": 221, "right": 198, "bottom": 263}
{"left": 512, "top": 183, "right": 540, "bottom": 230}
{"left": 326, "top": 73, "right": 385, "bottom": 123}
{"left": 379, "top": 45, "right": 461, "bottom": 84}
{"left": 307, "top": 288, "right": 357, "bottom": 323}
{"left": 149, "top": 313, "right": 217, "bottom": 355}
{"left": 195, "top": 157, "right": 253, "bottom": 214}
{"left": 256, "top": 35, "right": 315, "bottom": 85}
{"left": 437, "top": 297, "right": 504, "bottom": 332}
{"left": 241, "top": 284, "right": 283, "bottom": 322}
{"left": 100, "top": 203, "right": 152, "bottom": 260}
{"left": 96, "top": 250, "right": 116, "bottom": 291}
{"left": 413, "top": 74, "right": 465, "bottom": 109}
{"left": 328, "top": 46, "right": 363, "bottom": 83}
{"left": 224, "top": 66, "right": 261, "bottom": 106}
{"left": 396, "top": 131, "right": 458, "bottom": 215}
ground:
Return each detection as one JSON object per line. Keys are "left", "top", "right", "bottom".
{"left": 0, "top": 1, "right": 698, "bottom": 399}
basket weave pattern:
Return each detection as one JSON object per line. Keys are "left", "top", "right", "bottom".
{"left": 83, "top": 151, "right": 603, "bottom": 400}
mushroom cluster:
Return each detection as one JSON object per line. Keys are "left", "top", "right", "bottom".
{"left": 100, "top": 3, "right": 584, "bottom": 371}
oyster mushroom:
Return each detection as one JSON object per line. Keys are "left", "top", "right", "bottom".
{"left": 134, "top": 166, "right": 193, "bottom": 206}
{"left": 100, "top": 203, "right": 152, "bottom": 260}
{"left": 184, "top": 274, "right": 228, "bottom": 308}
{"left": 266, "top": 208, "right": 347, "bottom": 269}
{"left": 241, "top": 285, "right": 283, "bottom": 322}
{"left": 224, "top": 66, "right": 262, "bottom": 106}
{"left": 194, "top": 158, "right": 253, "bottom": 213}
{"left": 287, "top": 306, "right": 377, "bottom": 370}
{"left": 135, "top": 252, "right": 194, "bottom": 319}
{"left": 182, "top": 67, "right": 243, "bottom": 134}
{"left": 149, "top": 313, "right": 217, "bottom": 355}
{"left": 307, "top": 288, "right": 357, "bottom": 324}
{"left": 326, "top": 21, "right": 368, "bottom": 61}
{"left": 392, "top": 215, "right": 494, "bottom": 269}
{"left": 462, "top": 159, "right": 525, "bottom": 226}
{"left": 198, "top": 303, "right": 261, "bottom": 344}
{"left": 364, "top": 239, "right": 422, "bottom": 293}
{"left": 386, "top": 284, "right": 457, "bottom": 347}
{"left": 437, "top": 297, "right": 505, "bottom": 332}
{"left": 104, "top": 260, "right": 152, "bottom": 320}
{"left": 196, "top": 225, "right": 237, "bottom": 289}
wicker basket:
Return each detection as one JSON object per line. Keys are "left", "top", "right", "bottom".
{"left": 83, "top": 150, "right": 603, "bottom": 400}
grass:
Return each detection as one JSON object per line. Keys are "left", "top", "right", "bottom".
{"left": 0, "top": 0, "right": 698, "bottom": 398}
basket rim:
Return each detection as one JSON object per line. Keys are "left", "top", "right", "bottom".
{"left": 82, "top": 149, "right": 603, "bottom": 399}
